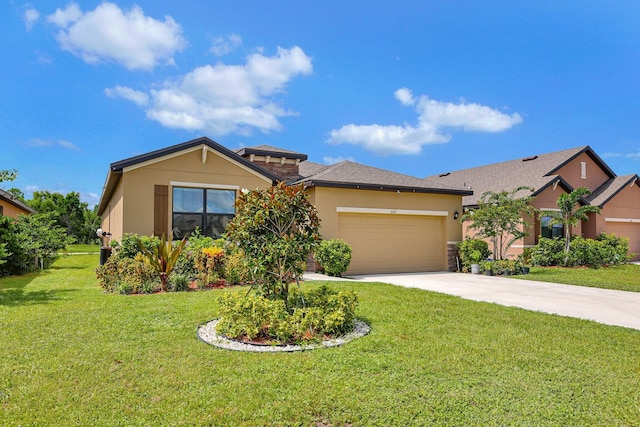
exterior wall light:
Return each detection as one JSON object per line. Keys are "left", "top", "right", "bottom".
{"left": 453, "top": 211, "right": 459, "bottom": 220}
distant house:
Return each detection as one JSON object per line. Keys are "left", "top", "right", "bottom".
{"left": 97, "top": 137, "right": 471, "bottom": 274}
{"left": 0, "top": 189, "right": 35, "bottom": 218}
{"left": 428, "top": 146, "right": 640, "bottom": 260}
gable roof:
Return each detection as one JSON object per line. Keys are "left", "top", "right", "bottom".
{"left": 586, "top": 174, "right": 640, "bottom": 208}
{"left": 0, "top": 188, "right": 36, "bottom": 214}
{"left": 97, "top": 137, "right": 280, "bottom": 215}
{"left": 297, "top": 160, "right": 472, "bottom": 195}
{"left": 426, "top": 146, "right": 614, "bottom": 206}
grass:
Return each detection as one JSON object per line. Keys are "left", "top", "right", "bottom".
{"left": 63, "top": 244, "right": 101, "bottom": 253}
{"left": 1, "top": 256, "right": 640, "bottom": 425}
{"left": 513, "top": 264, "right": 640, "bottom": 292}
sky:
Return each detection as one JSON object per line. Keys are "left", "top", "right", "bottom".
{"left": 2, "top": 1, "right": 640, "bottom": 207}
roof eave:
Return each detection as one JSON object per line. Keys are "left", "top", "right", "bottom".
{"left": 302, "top": 180, "right": 473, "bottom": 196}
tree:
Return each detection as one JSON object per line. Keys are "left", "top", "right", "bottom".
{"left": 539, "top": 187, "right": 600, "bottom": 264}
{"left": 224, "top": 182, "right": 321, "bottom": 311}
{"left": 27, "top": 191, "right": 98, "bottom": 244}
{"left": 0, "top": 213, "right": 72, "bottom": 275}
{"left": 0, "top": 169, "right": 17, "bottom": 184}
{"left": 461, "top": 186, "right": 537, "bottom": 260}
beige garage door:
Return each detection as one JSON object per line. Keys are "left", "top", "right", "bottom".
{"left": 607, "top": 222, "right": 640, "bottom": 261}
{"left": 337, "top": 213, "right": 444, "bottom": 274}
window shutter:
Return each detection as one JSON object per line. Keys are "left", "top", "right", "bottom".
{"left": 154, "top": 185, "right": 168, "bottom": 237}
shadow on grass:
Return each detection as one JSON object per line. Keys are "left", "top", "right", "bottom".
{"left": 0, "top": 287, "right": 77, "bottom": 306}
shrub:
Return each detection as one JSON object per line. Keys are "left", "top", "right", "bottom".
{"left": 111, "top": 234, "right": 160, "bottom": 260}
{"left": 530, "top": 237, "right": 565, "bottom": 266}
{"left": 168, "top": 273, "right": 190, "bottom": 292}
{"left": 314, "top": 239, "right": 352, "bottom": 276}
{"left": 457, "top": 238, "right": 491, "bottom": 272}
{"left": 95, "top": 255, "right": 159, "bottom": 294}
{"left": 223, "top": 250, "right": 251, "bottom": 285}
{"left": 194, "top": 246, "right": 225, "bottom": 287}
{"left": 216, "top": 285, "right": 359, "bottom": 344}
{"left": 173, "top": 228, "right": 215, "bottom": 277}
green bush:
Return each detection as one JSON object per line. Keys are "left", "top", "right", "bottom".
{"left": 216, "top": 285, "right": 359, "bottom": 344}
{"left": 223, "top": 250, "right": 251, "bottom": 285}
{"left": 531, "top": 234, "right": 631, "bottom": 268}
{"left": 314, "top": 239, "right": 352, "bottom": 276}
{"left": 110, "top": 233, "right": 160, "bottom": 260}
{"left": 168, "top": 273, "right": 190, "bottom": 292}
{"left": 95, "top": 254, "right": 159, "bottom": 294}
{"left": 530, "top": 237, "right": 565, "bottom": 266}
{"left": 457, "top": 238, "right": 491, "bottom": 272}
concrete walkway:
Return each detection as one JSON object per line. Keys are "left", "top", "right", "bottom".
{"left": 303, "top": 272, "right": 640, "bottom": 331}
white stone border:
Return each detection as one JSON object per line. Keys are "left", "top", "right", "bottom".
{"left": 197, "top": 319, "right": 370, "bottom": 352}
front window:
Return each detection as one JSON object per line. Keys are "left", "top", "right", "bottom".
{"left": 540, "top": 216, "right": 564, "bottom": 239}
{"left": 172, "top": 187, "right": 235, "bottom": 239}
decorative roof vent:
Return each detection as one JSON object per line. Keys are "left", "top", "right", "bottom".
{"left": 522, "top": 155, "right": 538, "bottom": 162}
{"left": 439, "top": 172, "right": 451, "bottom": 177}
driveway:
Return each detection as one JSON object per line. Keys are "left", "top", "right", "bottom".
{"left": 304, "top": 271, "right": 640, "bottom": 331}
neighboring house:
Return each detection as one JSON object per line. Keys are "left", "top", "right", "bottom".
{"left": 427, "top": 146, "right": 640, "bottom": 261}
{"left": 0, "top": 189, "right": 36, "bottom": 218}
{"left": 97, "top": 137, "right": 471, "bottom": 274}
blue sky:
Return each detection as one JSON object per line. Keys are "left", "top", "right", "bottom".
{"left": 2, "top": 1, "right": 640, "bottom": 207}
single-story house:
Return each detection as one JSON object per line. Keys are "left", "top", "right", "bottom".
{"left": 427, "top": 146, "right": 640, "bottom": 261}
{"left": 97, "top": 137, "right": 471, "bottom": 274}
{"left": 0, "top": 189, "right": 36, "bottom": 218}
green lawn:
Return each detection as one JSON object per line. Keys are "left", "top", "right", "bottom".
{"left": 1, "top": 256, "right": 639, "bottom": 425}
{"left": 64, "top": 244, "right": 101, "bottom": 253}
{"left": 513, "top": 264, "right": 640, "bottom": 292}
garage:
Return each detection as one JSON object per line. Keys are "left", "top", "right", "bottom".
{"left": 337, "top": 210, "right": 445, "bottom": 274}
{"left": 606, "top": 220, "right": 640, "bottom": 261}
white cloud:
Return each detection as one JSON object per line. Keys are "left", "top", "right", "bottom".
{"left": 112, "top": 45, "right": 312, "bottom": 135}
{"left": 211, "top": 33, "right": 242, "bottom": 56}
{"left": 23, "top": 6, "right": 40, "bottom": 31}
{"left": 328, "top": 88, "right": 523, "bottom": 155}
{"left": 46, "top": 2, "right": 186, "bottom": 71}
{"left": 323, "top": 155, "right": 355, "bottom": 164}
{"left": 105, "top": 85, "right": 149, "bottom": 106}
{"left": 25, "top": 138, "right": 79, "bottom": 150}
{"left": 626, "top": 152, "right": 640, "bottom": 160}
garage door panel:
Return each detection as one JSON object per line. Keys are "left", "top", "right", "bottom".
{"left": 607, "top": 223, "right": 640, "bottom": 261}
{"left": 338, "top": 213, "right": 444, "bottom": 274}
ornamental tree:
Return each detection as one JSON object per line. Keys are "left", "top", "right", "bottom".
{"left": 461, "top": 186, "right": 537, "bottom": 260}
{"left": 539, "top": 187, "right": 600, "bottom": 264}
{"left": 224, "top": 182, "right": 321, "bottom": 311}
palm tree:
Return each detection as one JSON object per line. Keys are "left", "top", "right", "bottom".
{"left": 540, "top": 187, "right": 600, "bottom": 264}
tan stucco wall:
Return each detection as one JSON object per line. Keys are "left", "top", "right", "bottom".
{"left": 554, "top": 152, "right": 610, "bottom": 192}
{"left": 308, "top": 186, "right": 463, "bottom": 242}
{"left": 115, "top": 147, "right": 272, "bottom": 239}
{"left": 101, "top": 177, "right": 124, "bottom": 242}
{"left": 0, "top": 199, "right": 31, "bottom": 219}
{"left": 598, "top": 182, "right": 640, "bottom": 260}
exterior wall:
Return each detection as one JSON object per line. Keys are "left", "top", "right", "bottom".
{"left": 0, "top": 199, "right": 31, "bottom": 219}
{"left": 554, "top": 152, "right": 610, "bottom": 191}
{"left": 599, "top": 182, "right": 640, "bottom": 261}
{"left": 309, "top": 186, "right": 463, "bottom": 271}
{"left": 106, "top": 147, "right": 272, "bottom": 241}
{"left": 101, "top": 177, "right": 124, "bottom": 241}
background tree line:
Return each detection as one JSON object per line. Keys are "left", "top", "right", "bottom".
{"left": 1, "top": 170, "right": 99, "bottom": 275}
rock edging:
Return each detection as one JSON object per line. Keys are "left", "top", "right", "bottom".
{"left": 197, "top": 319, "right": 370, "bottom": 352}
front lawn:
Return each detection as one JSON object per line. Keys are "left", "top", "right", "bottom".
{"left": 513, "top": 264, "right": 640, "bottom": 292}
{"left": 1, "top": 255, "right": 639, "bottom": 425}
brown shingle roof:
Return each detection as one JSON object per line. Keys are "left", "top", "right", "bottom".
{"left": 297, "top": 161, "right": 472, "bottom": 195}
{"left": 587, "top": 174, "right": 640, "bottom": 207}
{"left": 425, "top": 146, "right": 611, "bottom": 206}
{"left": 0, "top": 189, "right": 36, "bottom": 214}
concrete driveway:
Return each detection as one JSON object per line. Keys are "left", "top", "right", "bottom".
{"left": 304, "top": 271, "right": 640, "bottom": 331}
